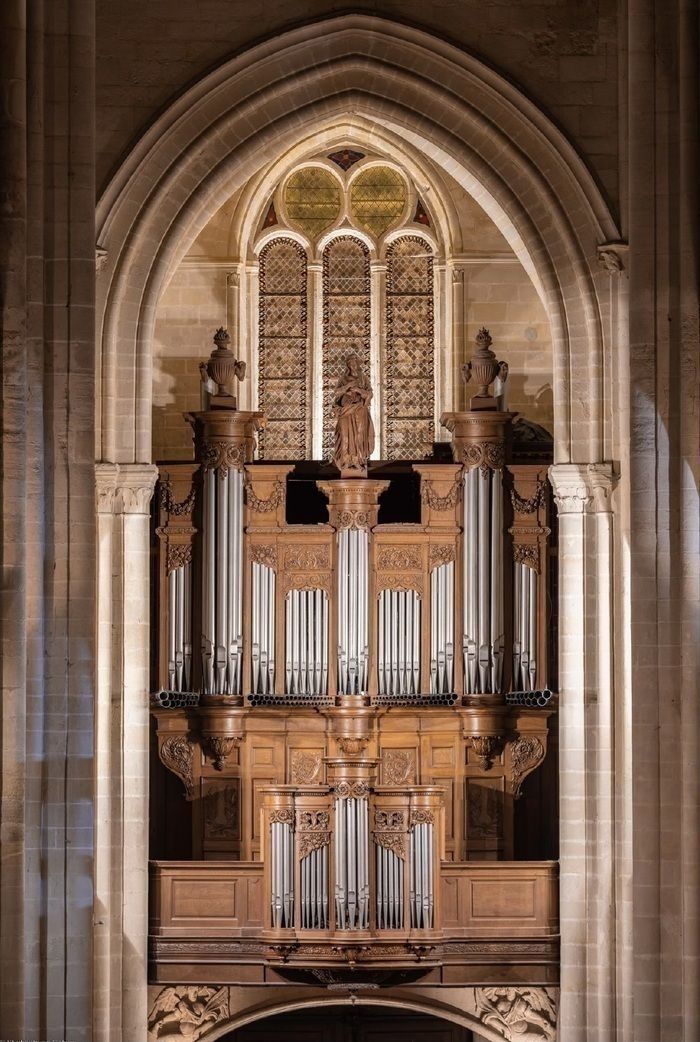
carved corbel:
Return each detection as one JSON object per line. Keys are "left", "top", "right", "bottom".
{"left": 158, "top": 734, "right": 195, "bottom": 800}
{"left": 468, "top": 734, "right": 504, "bottom": 771}
{"left": 509, "top": 735, "right": 546, "bottom": 799}
{"left": 205, "top": 735, "right": 242, "bottom": 771}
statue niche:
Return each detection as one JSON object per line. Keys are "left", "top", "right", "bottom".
{"left": 332, "top": 352, "right": 375, "bottom": 476}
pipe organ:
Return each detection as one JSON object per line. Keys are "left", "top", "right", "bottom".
{"left": 151, "top": 328, "right": 557, "bottom": 977}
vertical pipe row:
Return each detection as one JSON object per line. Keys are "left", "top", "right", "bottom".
{"left": 251, "top": 562, "right": 276, "bottom": 694}
{"left": 334, "top": 796, "right": 369, "bottom": 930}
{"left": 300, "top": 846, "right": 329, "bottom": 930}
{"left": 200, "top": 467, "right": 244, "bottom": 696}
{"left": 430, "top": 561, "right": 455, "bottom": 694}
{"left": 375, "top": 845, "right": 404, "bottom": 930}
{"left": 512, "top": 561, "right": 538, "bottom": 691}
{"left": 337, "top": 529, "right": 369, "bottom": 696}
{"left": 377, "top": 590, "right": 421, "bottom": 696}
{"left": 463, "top": 467, "right": 504, "bottom": 694}
{"left": 270, "top": 821, "right": 294, "bottom": 929}
{"left": 284, "top": 590, "right": 329, "bottom": 695}
{"left": 409, "top": 821, "right": 434, "bottom": 929}
{"left": 168, "top": 564, "right": 192, "bottom": 692}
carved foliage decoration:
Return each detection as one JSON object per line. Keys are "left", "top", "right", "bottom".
{"left": 335, "top": 780, "right": 370, "bottom": 800}
{"left": 463, "top": 441, "right": 505, "bottom": 476}
{"left": 429, "top": 544, "right": 456, "bottom": 570}
{"left": 322, "top": 236, "right": 371, "bottom": 460}
{"left": 385, "top": 236, "right": 435, "bottom": 460}
{"left": 421, "top": 476, "right": 461, "bottom": 511}
{"left": 250, "top": 544, "right": 277, "bottom": 570}
{"left": 513, "top": 542, "right": 541, "bottom": 573}
{"left": 166, "top": 541, "right": 194, "bottom": 574}
{"left": 510, "top": 736, "right": 545, "bottom": 799}
{"left": 245, "top": 476, "right": 285, "bottom": 513}
{"left": 201, "top": 441, "right": 245, "bottom": 476}
{"left": 159, "top": 477, "right": 197, "bottom": 517}
{"left": 473, "top": 986, "right": 557, "bottom": 1041}
{"left": 159, "top": 735, "right": 194, "bottom": 800}
{"left": 334, "top": 508, "right": 372, "bottom": 530}
{"left": 468, "top": 735, "right": 503, "bottom": 771}
{"left": 205, "top": 735, "right": 242, "bottom": 771}
{"left": 511, "top": 480, "right": 547, "bottom": 515}
{"left": 377, "top": 575, "right": 423, "bottom": 597}
{"left": 297, "top": 809, "right": 331, "bottom": 858}
{"left": 374, "top": 809, "right": 407, "bottom": 859}
{"left": 270, "top": 809, "right": 294, "bottom": 825}
{"left": 382, "top": 749, "right": 414, "bottom": 784}
{"left": 285, "top": 544, "right": 331, "bottom": 571}
{"left": 290, "top": 750, "right": 322, "bottom": 784}
{"left": 337, "top": 734, "right": 370, "bottom": 756}
{"left": 409, "top": 809, "right": 435, "bottom": 826}
{"left": 148, "top": 985, "right": 230, "bottom": 1041}
{"left": 258, "top": 238, "right": 309, "bottom": 459}
{"left": 377, "top": 544, "right": 421, "bottom": 571}
{"left": 203, "top": 781, "right": 239, "bottom": 840}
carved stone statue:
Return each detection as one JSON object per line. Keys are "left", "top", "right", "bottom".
{"left": 199, "top": 327, "right": 246, "bottom": 407}
{"left": 332, "top": 353, "right": 375, "bottom": 476}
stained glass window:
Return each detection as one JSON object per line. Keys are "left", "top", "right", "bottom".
{"left": 322, "top": 236, "right": 371, "bottom": 459}
{"left": 284, "top": 167, "right": 341, "bottom": 240}
{"left": 350, "top": 166, "right": 407, "bottom": 237}
{"left": 385, "top": 236, "right": 435, "bottom": 460}
{"left": 258, "top": 238, "right": 309, "bottom": 459}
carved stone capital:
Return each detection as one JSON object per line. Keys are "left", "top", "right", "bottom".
{"left": 96, "top": 463, "right": 159, "bottom": 516}
{"left": 549, "top": 462, "right": 618, "bottom": 515}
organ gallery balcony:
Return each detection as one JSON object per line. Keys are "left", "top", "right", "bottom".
{"left": 149, "top": 856, "right": 559, "bottom": 984}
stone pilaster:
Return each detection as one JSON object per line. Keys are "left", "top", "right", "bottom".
{"left": 94, "top": 463, "right": 158, "bottom": 1042}
{"left": 549, "top": 462, "right": 618, "bottom": 1042}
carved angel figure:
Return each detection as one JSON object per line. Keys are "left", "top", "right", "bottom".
{"left": 474, "top": 987, "right": 556, "bottom": 1041}
{"left": 332, "top": 353, "right": 375, "bottom": 475}
{"left": 149, "top": 985, "right": 229, "bottom": 1040}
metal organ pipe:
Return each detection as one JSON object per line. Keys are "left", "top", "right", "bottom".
{"left": 167, "top": 562, "right": 192, "bottom": 692}
{"left": 285, "top": 589, "right": 329, "bottom": 696}
{"left": 377, "top": 589, "right": 421, "bottom": 697}
{"left": 251, "top": 562, "right": 275, "bottom": 695}
{"left": 462, "top": 467, "right": 504, "bottom": 695}
{"left": 410, "top": 820, "right": 434, "bottom": 930}
{"left": 512, "top": 561, "right": 538, "bottom": 692}
{"left": 337, "top": 528, "right": 369, "bottom": 696}
{"left": 430, "top": 562, "right": 454, "bottom": 695}
{"left": 334, "top": 796, "right": 369, "bottom": 930}
{"left": 200, "top": 467, "right": 244, "bottom": 697}
{"left": 270, "top": 819, "right": 294, "bottom": 929}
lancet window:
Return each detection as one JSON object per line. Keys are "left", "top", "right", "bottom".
{"left": 257, "top": 238, "right": 309, "bottom": 459}
{"left": 385, "top": 235, "right": 435, "bottom": 460}
{"left": 321, "top": 236, "right": 371, "bottom": 459}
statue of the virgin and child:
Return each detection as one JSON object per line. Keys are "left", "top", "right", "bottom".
{"left": 331, "top": 353, "right": 375, "bottom": 476}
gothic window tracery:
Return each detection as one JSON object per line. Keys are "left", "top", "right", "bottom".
{"left": 257, "top": 238, "right": 309, "bottom": 459}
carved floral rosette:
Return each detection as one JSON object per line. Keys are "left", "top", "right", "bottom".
{"left": 269, "top": 808, "right": 294, "bottom": 825}
{"left": 335, "top": 779, "right": 370, "bottom": 800}
{"left": 409, "top": 809, "right": 435, "bottom": 826}
{"left": 463, "top": 440, "right": 505, "bottom": 476}
{"left": 249, "top": 543, "right": 277, "bottom": 570}
{"left": 429, "top": 543, "right": 456, "bottom": 571}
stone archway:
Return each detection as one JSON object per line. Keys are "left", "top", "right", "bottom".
{"left": 146, "top": 984, "right": 558, "bottom": 1042}
{"left": 95, "top": 15, "right": 624, "bottom": 1042}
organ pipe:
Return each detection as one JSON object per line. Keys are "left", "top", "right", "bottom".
{"left": 201, "top": 468, "right": 244, "bottom": 696}
{"left": 337, "top": 528, "right": 369, "bottom": 696}
{"left": 462, "top": 467, "right": 504, "bottom": 695}
{"left": 378, "top": 589, "right": 421, "bottom": 697}
{"left": 285, "top": 589, "right": 329, "bottom": 696}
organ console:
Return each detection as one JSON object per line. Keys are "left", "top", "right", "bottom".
{"left": 149, "top": 327, "right": 558, "bottom": 982}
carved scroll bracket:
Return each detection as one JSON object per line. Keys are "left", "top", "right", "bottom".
{"left": 159, "top": 735, "right": 194, "bottom": 800}
{"left": 510, "top": 735, "right": 546, "bottom": 799}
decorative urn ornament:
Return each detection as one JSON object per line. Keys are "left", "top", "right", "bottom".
{"left": 462, "top": 327, "right": 509, "bottom": 405}
{"left": 199, "top": 327, "right": 247, "bottom": 406}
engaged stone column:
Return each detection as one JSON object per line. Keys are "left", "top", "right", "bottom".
{"left": 94, "top": 463, "right": 158, "bottom": 1042}
{"left": 549, "top": 462, "right": 618, "bottom": 1042}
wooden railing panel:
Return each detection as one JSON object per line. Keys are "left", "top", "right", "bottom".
{"left": 440, "top": 860, "right": 558, "bottom": 938}
{"left": 150, "top": 861, "right": 263, "bottom": 937}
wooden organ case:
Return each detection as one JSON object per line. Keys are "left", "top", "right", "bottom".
{"left": 149, "top": 329, "right": 559, "bottom": 988}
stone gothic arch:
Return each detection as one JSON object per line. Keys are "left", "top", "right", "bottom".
{"left": 95, "top": 15, "right": 624, "bottom": 1041}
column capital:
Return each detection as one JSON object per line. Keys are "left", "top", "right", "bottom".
{"left": 95, "top": 462, "right": 159, "bottom": 516}
{"left": 549, "top": 462, "right": 618, "bottom": 515}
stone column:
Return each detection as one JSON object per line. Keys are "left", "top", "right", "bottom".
{"left": 549, "top": 462, "right": 618, "bottom": 1042}
{"left": 94, "top": 464, "right": 158, "bottom": 1042}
